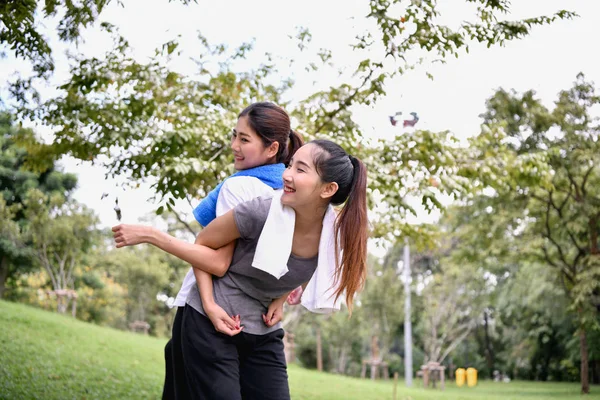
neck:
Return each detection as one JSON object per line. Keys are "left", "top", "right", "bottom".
{"left": 293, "top": 202, "right": 329, "bottom": 233}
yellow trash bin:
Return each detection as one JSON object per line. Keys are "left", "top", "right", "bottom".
{"left": 466, "top": 367, "right": 478, "bottom": 387}
{"left": 455, "top": 368, "right": 466, "bottom": 387}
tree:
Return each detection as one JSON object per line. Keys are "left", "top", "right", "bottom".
{"left": 439, "top": 196, "right": 522, "bottom": 378}
{"left": 7, "top": 2, "right": 575, "bottom": 241}
{"left": 2, "top": 1, "right": 573, "bottom": 87}
{"left": 439, "top": 198, "right": 568, "bottom": 380}
{"left": 462, "top": 74, "right": 600, "bottom": 393}
{"left": 96, "top": 243, "right": 175, "bottom": 334}
{"left": 358, "top": 256, "right": 404, "bottom": 364}
{"left": 0, "top": 196, "right": 26, "bottom": 297}
{"left": 23, "top": 188, "right": 98, "bottom": 313}
{"left": 495, "top": 260, "right": 577, "bottom": 381}
{"left": 0, "top": 112, "right": 78, "bottom": 298}
{"left": 0, "top": 1, "right": 194, "bottom": 82}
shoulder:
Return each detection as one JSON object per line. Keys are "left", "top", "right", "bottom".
{"left": 221, "top": 176, "right": 272, "bottom": 198}
{"left": 217, "top": 176, "right": 274, "bottom": 215}
{"left": 235, "top": 195, "right": 273, "bottom": 217}
{"left": 233, "top": 196, "right": 274, "bottom": 240}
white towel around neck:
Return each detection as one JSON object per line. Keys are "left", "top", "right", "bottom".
{"left": 251, "top": 190, "right": 342, "bottom": 313}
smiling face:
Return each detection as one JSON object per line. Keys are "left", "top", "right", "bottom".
{"left": 230, "top": 116, "right": 278, "bottom": 170}
{"left": 281, "top": 143, "right": 339, "bottom": 209}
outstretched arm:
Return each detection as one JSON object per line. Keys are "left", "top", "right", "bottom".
{"left": 112, "top": 210, "right": 240, "bottom": 277}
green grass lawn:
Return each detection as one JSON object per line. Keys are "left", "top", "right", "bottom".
{"left": 1, "top": 300, "right": 598, "bottom": 400}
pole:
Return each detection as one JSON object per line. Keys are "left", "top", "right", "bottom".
{"left": 316, "top": 326, "right": 323, "bottom": 372}
{"left": 403, "top": 237, "right": 413, "bottom": 386}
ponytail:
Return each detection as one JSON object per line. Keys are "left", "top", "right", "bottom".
{"left": 333, "top": 156, "right": 368, "bottom": 314}
{"left": 282, "top": 129, "right": 304, "bottom": 165}
{"left": 239, "top": 102, "right": 303, "bottom": 165}
{"left": 310, "top": 139, "right": 368, "bottom": 314}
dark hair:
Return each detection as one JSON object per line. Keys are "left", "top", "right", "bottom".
{"left": 311, "top": 139, "right": 368, "bottom": 313}
{"left": 238, "top": 102, "right": 303, "bottom": 165}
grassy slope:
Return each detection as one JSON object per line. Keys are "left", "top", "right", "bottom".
{"left": 1, "top": 300, "right": 598, "bottom": 400}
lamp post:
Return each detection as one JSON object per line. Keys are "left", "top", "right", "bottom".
{"left": 403, "top": 237, "right": 413, "bottom": 386}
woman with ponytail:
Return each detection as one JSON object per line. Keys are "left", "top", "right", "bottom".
{"left": 305, "top": 139, "right": 368, "bottom": 310}
{"left": 114, "top": 138, "right": 368, "bottom": 399}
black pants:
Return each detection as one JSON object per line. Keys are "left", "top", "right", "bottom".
{"left": 162, "top": 307, "right": 190, "bottom": 400}
{"left": 180, "top": 305, "right": 290, "bottom": 400}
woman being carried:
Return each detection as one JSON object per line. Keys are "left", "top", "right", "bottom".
{"left": 113, "top": 102, "right": 303, "bottom": 399}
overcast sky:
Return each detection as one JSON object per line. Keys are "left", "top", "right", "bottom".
{"left": 1, "top": 0, "right": 597, "bottom": 237}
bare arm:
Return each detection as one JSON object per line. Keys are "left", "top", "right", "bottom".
{"left": 192, "top": 231, "right": 235, "bottom": 307}
{"left": 195, "top": 268, "right": 217, "bottom": 309}
{"left": 192, "top": 223, "right": 242, "bottom": 335}
{"left": 263, "top": 282, "right": 310, "bottom": 327}
{"left": 112, "top": 210, "right": 240, "bottom": 276}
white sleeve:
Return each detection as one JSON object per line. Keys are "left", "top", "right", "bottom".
{"left": 215, "top": 176, "right": 275, "bottom": 216}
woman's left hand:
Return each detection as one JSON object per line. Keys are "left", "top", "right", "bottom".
{"left": 286, "top": 286, "right": 303, "bottom": 305}
{"left": 263, "top": 300, "right": 284, "bottom": 327}
{"left": 112, "top": 224, "right": 153, "bottom": 248}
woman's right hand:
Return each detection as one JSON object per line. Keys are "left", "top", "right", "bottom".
{"left": 204, "top": 303, "right": 243, "bottom": 336}
{"left": 112, "top": 224, "right": 154, "bottom": 248}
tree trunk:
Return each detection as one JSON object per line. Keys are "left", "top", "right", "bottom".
{"left": 580, "top": 327, "right": 590, "bottom": 394}
{"left": 483, "top": 309, "right": 495, "bottom": 378}
{"left": 57, "top": 295, "right": 68, "bottom": 314}
{"left": 589, "top": 216, "right": 598, "bottom": 255}
{"left": 337, "top": 346, "right": 348, "bottom": 374}
{"left": 582, "top": 214, "right": 597, "bottom": 393}
{"left": 0, "top": 255, "right": 9, "bottom": 298}
{"left": 316, "top": 327, "right": 323, "bottom": 372}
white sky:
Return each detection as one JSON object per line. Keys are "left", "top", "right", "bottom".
{"left": 1, "top": 0, "right": 598, "bottom": 242}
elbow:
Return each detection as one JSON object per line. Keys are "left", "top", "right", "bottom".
{"left": 213, "top": 269, "right": 226, "bottom": 278}
{"left": 212, "top": 246, "right": 232, "bottom": 278}
{"left": 213, "top": 261, "right": 229, "bottom": 278}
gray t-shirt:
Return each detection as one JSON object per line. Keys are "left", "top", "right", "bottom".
{"left": 186, "top": 196, "right": 318, "bottom": 335}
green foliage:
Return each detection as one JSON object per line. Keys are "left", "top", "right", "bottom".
{"left": 0, "top": 112, "right": 79, "bottom": 297}
{"left": 0, "top": 0, "right": 195, "bottom": 79}
{"left": 495, "top": 262, "right": 576, "bottom": 381}
{"left": 21, "top": 188, "right": 98, "bottom": 312}
{"left": 472, "top": 74, "right": 600, "bottom": 325}
{"left": 418, "top": 262, "right": 485, "bottom": 363}
{"left": 294, "top": 324, "right": 332, "bottom": 372}
{"left": 15, "top": 30, "right": 288, "bottom": 210}
{"left": 7, "top": 233, "right": 180, "bottom": 335}
{"left": 364, "top": 0, "right": 575, "bottom": 63}
{"left": 6, "top": 1, "right": 576, "bottom": 245}
{"left": 95, "top": 245, "right": 172, "bottom": 333}
{"left": 356, "top": 257, "right": 404, "bottom": 355}
{"left": 73, "top": 268, "right": 129, "bottom": 327}
{"left": 427, "top": 75, "right": 600, "bottom": 391}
